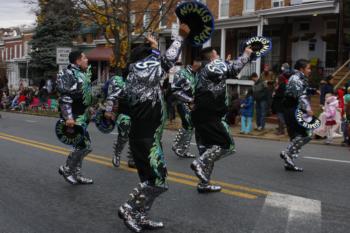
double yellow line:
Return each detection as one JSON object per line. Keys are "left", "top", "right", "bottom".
{"left": 0, "top": 131, "right": 269, "bottom": 200}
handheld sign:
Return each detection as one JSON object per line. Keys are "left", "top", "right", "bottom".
{"left": 95, "top": 109, "right": 116, "bottom": 134}
{"left": 55, "top": 119, "right": 85, "bottom": 146}
{"left": 295, "top": 108, "right": 321, "bottom": 130}
{"left": 175, "top": 1, "right": 214, "bottom": 47}
{"left": 243, "top": 36, "right": 272, "bottom": 59}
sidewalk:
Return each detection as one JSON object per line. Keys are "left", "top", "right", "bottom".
{"left": 167, "top": 117, "right": 345, "bottom": 147}
{"left": 1, "top": 110, "right": 346, "bottom": 147}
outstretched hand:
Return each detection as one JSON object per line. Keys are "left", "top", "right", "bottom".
{"left": 65, "top": 119, "right": 75, "bottom": 128}
{"left": 244, "top": 46, "right": 254, "bottom": 57}
{"left": 146, "top": 33, "right": 158, "bottom": 49}
{"left": 179, "top": 23, "right": 190, "bottom": 38}
{"left": 104, "top": 112, "right": 116, "bottom": 121}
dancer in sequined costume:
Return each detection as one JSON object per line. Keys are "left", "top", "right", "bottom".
{"left": 56, "top": 51, "right": 94, "bottom": 185}
{"left": 171, "top": 58, "right": 201, "bottom": 158}
{"left": 105, "top": 24, "right": 190, "bottom": 232}
{"left": 104, "top": 75, "right": 135, "bottom": 168}
{"left": 190, "top": 47, "right": 253, "bottom": 193}
{"left": 280, "top": 59, "right": 318, "bottom": 172}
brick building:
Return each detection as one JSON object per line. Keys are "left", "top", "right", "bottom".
{"left": 200, "top": 0, "right": 343, "bottom": 78}
{"left": 1, "top": 0, "right": 346, "bottom": 86}
{"left": 0, "top": 27, "right": 34, "bottom": 90}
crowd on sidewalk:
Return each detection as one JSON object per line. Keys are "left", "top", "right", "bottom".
{"left": 164, "top": 61, "right": 350, "bottom": 147}
{"left": 1, "top": 63, "right": 350, "bottom": 147}
{"left": 0, "top": 79, "right": 59, "bottom": 113}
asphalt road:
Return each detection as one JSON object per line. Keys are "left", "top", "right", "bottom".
{"left": 0, "top": 112, "right": 349, "bottom": 233}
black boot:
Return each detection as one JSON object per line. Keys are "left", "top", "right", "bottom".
{"left": 284, "top": 163, "right": 303, "bottom": 172}
{"left": 58, "top": 165, "right": 78, "bottom": 185}
{"left": 197, "top": 182, "right": 222, "bottom": 193}
{"left": 139, "top": 212, "right": 164, "bottom": 230}
{"left": 190, "top": 159, "right": 209, "bottom": 183}
{"left": 113, "top": 135, "right": 128, "bottom": 168}
{"left": 127, "top": 146, "right": 136, "bottom": 168}
{"left": 118, "top": 182, "right": 167, "bottom": 232}
{"left": 75, "top": 148, "right": 93, "bottom": 184}
{"left": 112, "top": 155, "right": 120, "bottom": 167}
{"left": 180, "top": 152, "right": 196, "bottom": 158}
{"left": 75, "top": 168, "right": 94, "bottom": 184}
{"left": 172, "top": 129, "right": 185, "bottom": 154}
{"left": 280, "top": 151, "right": 303, "bottom": 172}
{"left": 118, "top": 204, "right": 142, "bottom": 233}
{"left": 280, "top": 151, "right": 296, "bottom": 168}
{"left": 191, "top": 146, "right": 229, "bottom": 184}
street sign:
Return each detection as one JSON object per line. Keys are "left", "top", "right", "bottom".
{"left": 56, "top": 47, "right": 72, "bottom": 65}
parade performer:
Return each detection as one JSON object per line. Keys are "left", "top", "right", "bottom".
{"left": 280, "top": 59, "right": 318, "bottom": 172}
{"left": 56, "top": 51, "right": 94, "bottom": 185}
{"left": 106, "top": 24, "right": 190, "bottom": 232}
{"left": 190, "top": 46, "right": 252, "bottom": 193}
{"left": 103, "top": 75, "right": 135, "bottom": 168}
{"left": 171, "top": 58, "right": 201, "bottom": 158}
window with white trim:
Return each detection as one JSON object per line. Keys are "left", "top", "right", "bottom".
{"left": 219, "top": 0, "right": 229, "bottom": 18}
{"left": 272, "top": 0, "right": 284, "bottom": 8}
{"left": 244, "top": 0, "right": 255, "bottom": 13}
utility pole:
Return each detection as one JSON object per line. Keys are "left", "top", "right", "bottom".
{"left": 337, "top": 0, "right": 344, "bottom": 66}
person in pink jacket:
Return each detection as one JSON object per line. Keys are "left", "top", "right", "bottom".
{"left": 324, "top": 94, "right": 339, "bottom": 144}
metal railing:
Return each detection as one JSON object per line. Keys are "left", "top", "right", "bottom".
{"left": 333, "top": 58, "right": 350, "bottom": 90}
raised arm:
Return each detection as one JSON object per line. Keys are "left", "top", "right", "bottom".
{"left": 56, "top": 68, "right": 77, "bottom": 120}
{"left": 145, "top": 24, "right": 190, "bottom": 73}
{"left": 171, "top": 68, "right": 194, "bottom": 103}
{"left": 105, "top": 76, "right": 125, "bottom": 112}
{"left": 227, "top": 48, "right": 252, "bottom": 78}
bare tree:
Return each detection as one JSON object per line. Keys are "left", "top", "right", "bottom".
{"left": 74, "top": 0, "right": 178, "bottom": 74}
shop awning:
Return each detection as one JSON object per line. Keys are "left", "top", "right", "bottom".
{"left": 85, "top": 46, "right": 113, "bottom": 61}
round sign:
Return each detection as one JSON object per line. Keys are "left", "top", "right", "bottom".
{"left": 295, "top": 108, "right": 321, "bottom": 130}
{"left": 95, "top": 109, "right": 116, "bottom": 134}
{"left": 244, "top": 36, "right": 272, "bottom": 59}
{"left": 175, "top": 1, "right": 214, "bottom": 47}
{"left": 55, "top": 119, "right": 85, "bottom": 145}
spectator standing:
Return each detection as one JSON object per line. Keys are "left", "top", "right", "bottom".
{"left": 252, "top": 72, "right": 268, "bottom": 131}
{"left": 342, "top": 94, "right": 350, "bottom": 146}
{"left": 324, "top": 95, "right": 339, "bottom": 144}
{"left": 240, "top": 89, "right": 254, "bottom": 134}
{"left": 272, "top": 75, "right": 287, "bottom": 135}
{"left": 320, "top": 75, "right": 334, "bottom": 106}
{"left": 261, "top": 64, "right": 275, "bottom": 116}
{"left": 227, "top": 92, "right": 241, "bottom": 125}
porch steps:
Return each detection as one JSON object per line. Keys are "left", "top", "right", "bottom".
{"left": 333, "top": 66, "right": 350, "bottom": 90}
{"left": 333, "top": 59, "right": 350, "bottom": 90}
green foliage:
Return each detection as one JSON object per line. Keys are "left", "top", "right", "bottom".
{"left": 30, "top": 0, "right": 79, "bottom": 80}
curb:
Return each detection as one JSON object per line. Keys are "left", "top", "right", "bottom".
{"left": 231, "top": 133, "right": 343, "bottom": 147}
{"left": 0, "top": 110, "right": 344, "bottom": 147}
{"left": 0, "top": 110, "right": 59, "bottom": 118}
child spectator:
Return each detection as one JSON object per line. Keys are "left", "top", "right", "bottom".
{"left": 342, "top": 94, "right": 350, "bottom": 146}
{"left": 324, "top": 95, "right": 339, "bottom": 144}
{"left": 227, "top": 92, "right": 240, "bottom": 125}
{"left": 240, "top": 89, "right": 254, "bottom": 134}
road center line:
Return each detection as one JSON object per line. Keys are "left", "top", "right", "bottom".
{"left": 0, "top": 131, "right": 269, "bottom": 196}
{"left": 0, "top": 132, "right": 262, "bottom": 200}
